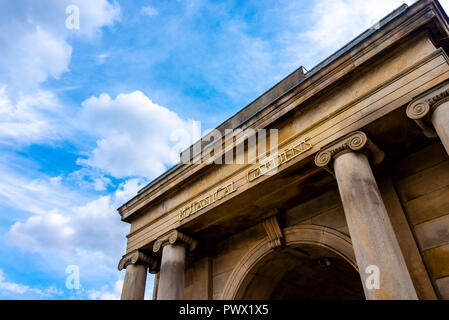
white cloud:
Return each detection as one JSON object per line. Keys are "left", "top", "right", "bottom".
{"left": 141, "top": 6, "right": 159, "bottom": 17}
{"left": 11, "top": 27, "right": 71, "bottom": 88}
{"left": 88, "top": 277, "right": 154, "bottom": 300}
{"left": 278, "top": 0, "right": 412, "bottom": 70}
{"left": 0, "top": 0, "right": 120, "bottom": 146}
{"left": 0, "top": 270, "right": 31, "bottom": 295}
{"left": 76, "top": 91, "right": 194, "bottom": 179}
{"left": 93, "top": 177, "right": 111, "bottom": 191}
{"left": 93, "top": 53, "right": 110, "bottom": 64}
{"left": 303, "top": 0, "right": 407, "bottom": 49}
{"left": 0, "top": 156, "right": 146, "bottom": 298}
{"left": 441, "top": 0, "right": 449, "bottom": 12}
{"left": 8, "top": 211, "right": 75, "bottom": 251}
{"left": 0, "top": 0, "right": 120, "bottom": 92}
{"left": 114, "top": 178, "right": 146, "bottom": 205}
{"left": 88, "top": 279, "right": 123, "bottom": 300}
{"left": 3, "top": 176, "right": 145, "bottom": 272}
{"left": 6, "top": 190, "right": 128, "bottom": 256}
{"left": 73, "top": 0, "right": 121, "bottom": 38}
{"left": 0, "top": 269, "right": 63, "bottom": 298}
{"left": 0, "top": 160, "right": 87, "bottom": 216}
{"left": 3, "top": 177, "right": 141, "bottom": 295}
{"left": 69, "top": 168, "right": 113, "bottom": 192}
{"left": 0, "top": 86, "right": 73, "bottom": 145}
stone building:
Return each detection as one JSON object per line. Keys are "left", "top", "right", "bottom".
{"left": 117, "top": 0, "right": 449, "bottom": 300}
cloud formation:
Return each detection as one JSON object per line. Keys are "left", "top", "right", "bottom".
{"left": 88, "top": 279, "right": 124, "bottom": 300}
{"left": 141, "top": 6, "right": 159, "bottom": 17}
{"left": 77, "top": 91, "right": 194, "bottom": 179}
{"left": 278, "top": 0, "right": 409, "bottom": 70}
{"left": 0, "top": 269, "right": 62, "bottom": 298}
{"left": 0, "top": 0, "right": 121, "bottom": 146}
{"left": 0, "top": 86, "right": 71, "bottom": 145}
{"left": 0, "top": 0, "right": 120, "bottom": 92}
{"left": 2, "top": 177, "right": 145, "bottom": 295}
{"left": 88, "top": 278, "right": 153, "bottom": 300}
{"left": 5, "top": 179, "right": 143, "bottom": 257}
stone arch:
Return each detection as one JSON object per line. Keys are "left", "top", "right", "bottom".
{"left": 220, "top": 225, "right": 358, "bottom": 300}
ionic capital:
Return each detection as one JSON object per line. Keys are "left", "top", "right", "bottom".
{"left": 407, "top": 81, "right": 449, "bottom": 138}
{"left": 314, "top": 131, "right": 384, "bottom": 173}
{"left": 118, "top": 250, "right": 158, "bottom": 273}
{"left": 153, "top": 229, "right": 197, "bottom": 253}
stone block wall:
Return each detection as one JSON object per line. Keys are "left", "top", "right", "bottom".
{"left": 394, "top": 142, "right": 449, "bottom": 299}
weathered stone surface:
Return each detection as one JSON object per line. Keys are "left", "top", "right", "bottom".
{"left": 118, "top": 250, "right": 157, "bottom": 300}
{"left": 220, "top": 225, "right": 359, "bottom": 299}
{"left": 432, "top": 101, "right": 449, "bottom": 154}
{"left": 435, "top": 276, "right": 449, "bottom": 299}
{"left": 262, "top": 214, "right": 284, "bottom": 249}
{"left": 405, "top": 186, "right": 449, "bottom": 225}
{"left": 157, "top": 244, "right": 186, "bottom": 300}
{"left": 184, "top": 256, "right": 212, "bottom": 300}
{"left": 213, "top": 270, "right": 232, "bottom": 298}
{"left": 121, "top": 264, "right": 147, "bottom": 300}
{"left": 154, "top": 229, "right": 197, "bottom": 300}
{"left": 415, "top": 214, "right": 449, "bottom": 250}
{"left": 394, "top": 143, "right": 447, "bottom": 180}
{"left": 378, "top": 175, "right": 437, "bottom": 299}
{"left": 311, "top": 205, "right": 347, "bottom": 230}
{"left": 284, "top": 189, "right": 342, "bottom": 227}
{"left": 396, "top": 160, "right": 449, "bottom": 202}
{"left": 423, "top": 243, "right": 449, "bottom": 279}
{"left": 333, "top": 150, "right": 417, "bottom": 299}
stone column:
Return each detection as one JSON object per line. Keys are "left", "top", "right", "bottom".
{"left": 118, "top": 250, "right": 158, "bottom": 300}
{"left": 153, "top": 230, "right": 197, "bottom": 300}
{"left": 152, "top": 272, "right": 160, "bottom": 300}
{"left": 315, "top": 131, "right": 418, "bottom": 300}
{"left": 407, "top": 81, "right": 449, "bottom": 154}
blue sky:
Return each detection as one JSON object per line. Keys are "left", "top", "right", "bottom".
{"left": 1, "top": 0, "right": 447, "bottom": 300}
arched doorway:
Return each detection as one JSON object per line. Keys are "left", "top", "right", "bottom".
{"left": 221, "top": 225, "right": 365, "bottom": 300}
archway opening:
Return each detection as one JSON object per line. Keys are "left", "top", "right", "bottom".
{"left": 236, "top": 244, "right": 365, "bottom": 300}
